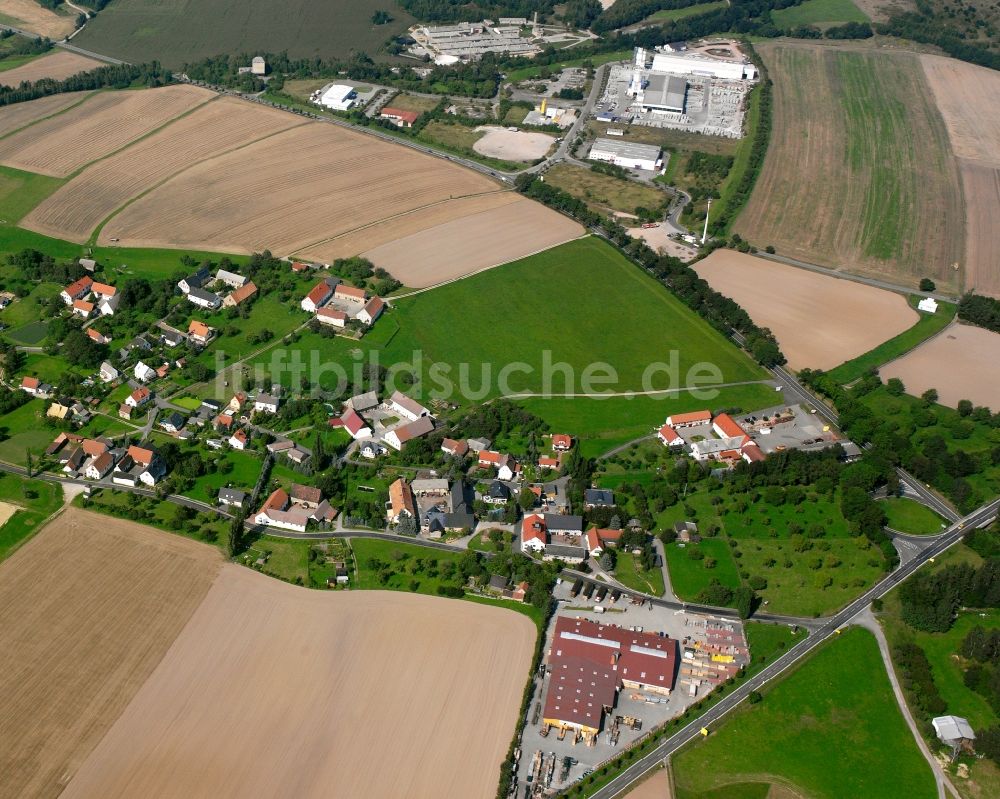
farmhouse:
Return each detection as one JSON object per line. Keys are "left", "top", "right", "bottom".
{"left": 521, "top": 513, "right": 547, "bottom": 552}
{"left": 388, "top": 390, "right": 431, "bottom": 421}
{"left": 315, "top": 307, "right": 347, "bottom": 328}
{"left": 585, "top": 527, "right": 622, "bottom": 557}
{"left": 301, "top": 280, "right": 333, "bottom": 313}
{"left": 589, "top": 138, "right": 662, "bottom": 172}
{"left": 335, "top": 284, "right": 368, "bottom": 305}
{"left": 542, "top": 616, "right": 678, "bottom": 742}
{"left": 112, "top": 445, "right": 166, "bottom": 487}
{"left": 380, "top": 107, "right": 420, "bottom": 128}
{"left": 186, "top": 287, "right": 221, "bottom": 309}
{"left": 255, "top": 488, "right": 305, "bottom": 532}
{"left": 253, "top": 393, "right": 280, "bottom": 414}
{"left": 215, "top": 269, "right": 247, "bottom": 289}
{"left": 657, "top": 424, "right": 683, "bottom": 447}
{"left": 340, "top": 408, "right": 372, "bottom": 440}
{"left": 346, "top": 391, "right": 379, "bottom": 412}
{"left": 384, "top": 416, "right": 434, "bottom": 450}
{"left": 666, "top": 410, "right": 711, "bottom": 427}
{"left": 187, "top": 320, "right": 214, "bottom": 345}
{"left": 82, "top": 450, "right": 115, "bottom": 480}
{"left": 60, "top": 275, "right": 93, "bottom": 304}
{"left": 712, "top": 413, "right": 751, "bottom": 446}
{"left": 97, "top": 294, "right": 119, "bottom": 316}
{"left": 387, "top": 477, "right": 417, "bottom": 524}
{"left": 72, "top": 299, "right": 94, "bottom": 318}
{"left": 223, "top": 281, "right": 258, "bottom": 307}
{"left": 358, "top": 296, "right": 386, "bottom": 326}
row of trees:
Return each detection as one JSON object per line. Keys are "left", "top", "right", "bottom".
{"left": 958, "top": 293, "right": 1000, "bottom": 334}
{"left": 0, "top": 62, "right": 173, "bottom": 108}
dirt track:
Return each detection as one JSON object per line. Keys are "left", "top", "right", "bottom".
{"left": 0, "top": 84, "right": 213, "bottom": 177}
{"left": 0, "top": 508, "right": 221, "bottom": 799}
{"left": 62, "top": 564, "right": 536, "bottom": 799}
{"left": 695, "top": 250, "right": 917, "bottom": 371}
{"left": 0, "top": 51, "right": 100, "bottom": 87}
{"left": 880, "top": 323, "right": 1000, "bottom": 408}
{"left": 922, "top": 54, "right": 1000, "bottom": 297}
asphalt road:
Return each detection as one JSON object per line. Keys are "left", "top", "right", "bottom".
{"left": 583, "top": 496, "right": 1000, "bottom": 799}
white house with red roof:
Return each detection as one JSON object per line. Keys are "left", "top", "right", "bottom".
{"left": 380, "top": 107, "right": 419, "bottom": 127}
{"left": 657, "top": 424, "right": 684, "bottom": 447}
{"left": 60, "top": 275, "right": 93, "bottom": 305}
{"left": 586, "top": 527, "right": 623, "bottom": 557}
{"left": 551, "top": 434, "right": 573, "bottom": 451}
{"left": 72, "top": 299, "right": 94, "bottom": 318}
{"left": 125, "top": 386, "right": 151, "bottom": 408}
{"left": 666, "top": 410, "right": 711, "bottom": 428}
{"left": 315, "top": 307, "right": 347, "bottom": 328}
{"left": 301, "top": 281, "right": 333, "bottom": 313}
{"left": 498, "top": 454, "right": 521, "bottom": 482}
{"left": 340, "top": 408, "right": 372, "bottom": 440}
{"left": 358, "top": 296, "right": 385, "bottom": 326}
{"left": 521, "top": 514, "right": 547, "bottom": 552}
{"left": 229, "top": 429, "right": 249, "bottom": 450}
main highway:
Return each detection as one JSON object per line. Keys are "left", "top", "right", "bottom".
{"left": 582, "top": 495, "right": 1000, "bottom": 799}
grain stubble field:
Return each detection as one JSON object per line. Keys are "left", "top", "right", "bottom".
{"left": 0, "top": 51, "right": 100, "bottom": 87}
{"left": 735, "top": 43, "right": 964, "bottom": 292}
{"left": 922, "top": 54, "right": 1000, "bottom": 297}
{"left": 61, "top": 564, "right": 535, "bottom": 799}
{"left": 695, "top": 249, "right": 917, "bottom": 370}
{"left": 0, "top": 0, "right": 75, "bottom": 38}
{"left": 0, "top": 508, "right": 221, "bottom": 799}
{"left": 880, "top": 323, "right": 1000, "bottom": 408}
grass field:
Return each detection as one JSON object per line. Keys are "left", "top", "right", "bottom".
{"left": 504, "top": 49, "right": 631, "bottom": 82}
{"left": 772, "top": 0, "right": 868, "bottom": 26}
{"left": 0, "top": 473, "right": 62, "bottom": 561}
{"left": 73, "top": 0, "right": 415, "bottom": 68}
{"left": 0, "top": 400, "right": 52, "bottom": 466}
{"left": 646, "top": 1, "right": 726, "bottom": 22}
{"left": 880, "top": 496, "right": 947, "bottom": 534}
{"left": 735, "top": 43, "right": 964, "bottom": 292}
{"left": 543, "top": 163, "right": 666, "bottom": 218}
{"left": 826, "top": 297, "right": 957, "bottom": 384}
{"left": 665, "top": 538, "right": 742, "bottom": 598}
{"left": 613, "top": 550, "right": 665, "bottom": 595}
{"left": 0, "top": 164, "right": 64, "bottom": 223}
{"left": 672, "top": 627, "right": 936, "bottom": 799}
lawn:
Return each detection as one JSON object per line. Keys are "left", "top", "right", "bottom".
{"left": 521, "top": 383, "right": 778, "bottom": 458}
{"left": 351, "top": 536, "right": 468, "bottom": 596}
{"left": 416, "top": 120, "right": 523, "bottom": 170}
{"left": 0, "top": 400, "right": 54, "bottom": 466}
{"left": 0, "top": 165, "right": 65, "bottom": 224}
{"left": 544, "top": 163, "right": 666, "bottom": 217}
{"left": 880, "top": 496, "right": 947, "bottom": 535}
{"left": 672, "top": 627, "right": 936, "bottom": 799}
{"left": 0, "top": 281, "right": 60, "bottom": 331}
{"left": 72, "top": 0, "right": 416, "bottom": 67}
{"left": 826, "top": 297, "right": 957, "bottom": 385}
{"left": 504, "top": 49, "right": 632, "bottom": 82}
{"left": 665, "top": 538, "right": 742, "bottom": 599}
{"left": 772, "top": 0, "right": 868, "bottom": 26}
{"left": 384, "top": 92, "right": 441, "bottom": 115}
{"left": 5, "top": 319, "right": 49, "bottom": 345}
{"left": 0, "top": 473, "right": 63, "bottom": 561}
{"left": 646, "top": 1, "right": 726, "bottom": 22}
{"left": 183, "top": 449, "right": 266, "bottom": 505}
{"left": 613, "top": 550, "right": 665, "bottom": 596}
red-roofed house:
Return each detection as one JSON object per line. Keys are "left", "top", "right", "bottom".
{"left": 380, "top": 107, "right": 420, "bottom": 127}
{"left": 538, "top": 455, "right": 560, "bottom": 470}
{"left": 358, "top": 296, "right": 385, "bottom": 326}
{"left": 315, "top": 307, "right": 347, "bottom": 328}
{"left": 478, "top": 450, "right": 502, "bottom": 468}
{"left": 666, "top": 410, "right": 711, "bottom": 428}
{"left": 521, "top": 514, "right": 547, "bottom": 552}
{"left": 334, "top": 284, "right": 367, "bottom": 304}
{"left": 126, "top": 386, "right": 151, "bottom": 408}
{"left": 20, "top": 376, "right": 40, "bottom": 395}
{"left": 290, "top": 261, "right": 308, "bottom": 273}
{"left": 712, "top": 413, "right": 750, "bottom": 446}
{"left": 387, "top": 478, "right": 417, "bottom": 524}
{"left": 60, "top": 275, "right": 93, "bottom": 304}
{"left": 87, "top": 327, "right": 111, "bottom": 345}
{"left": 741, "top": 442, "right": 765, "bottom": 464}
{"left": 72, "top": 299, "right": 94, "bottom": 318}
{"left": 657, "top": 424, "right": 683, "bottom": 447}
{"left": 187, "top": 320, "right": 214, "bottom": 345}
{"left": 441, "top": 438, "right": 469, "bottom": 458}
{"left": 91, "top": 282, "right": 116, "bottom": 299}
{"left": 223, "top": 281, "right": 258, "bottom": 308}
{"left": 586, "top": 527, "right": 622, "bottom": 557}
{"left": 301, "top": 281, "right": 333, "bottom": 313}
{"left": 229, "top": 429, "right": 248, "bottom": 450}
{"left": 552, "top": 434, "right": 573, "bottom": 451}
{"left": 340, "top": 408, "right": 372, "bottom": 440}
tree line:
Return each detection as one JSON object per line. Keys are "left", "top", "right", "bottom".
{"left": 0, "top": 62, "right": 173, "bottom": 108}
{"left": 958, "top": 293, "right": 1000, "bottom": 334}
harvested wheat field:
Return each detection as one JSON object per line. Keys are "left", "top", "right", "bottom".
{"left": 695, "top": 250, "right": 917, "bottom": 370}
{"left": 62, "top": 564, "right": 535, "bottom": 799}
{"left": 98, "top": 120, "right": 501, "bottom": 253}
{"left": 734, "top": 43, "right": 963, "bottom": 292}
{"left": 0, "top": 90, "right": 91, "bottom": 138}
{"left": 359, "top": 196, "right": 584, "bottom": 287}
{"left": 0, "top": 508, "right": 221, "bottom": 799}
{"left": 474, "top": 126, "right": 555, "bottom": 161}
{"left": 0, "top": 51, "right": 100, "bottom": 87}
{"left": 880, "top": 323, "right": 1000, "bottom": 408}
{"left": 0, "top": 500, "right": 16, "bottom": 527}
{"left": 23, "top": 97, "right": 305, "bottom": 242}
{"left": 0, "top": 84, "right": 213, "bottom": 177}
{"left": 0, "top": 0, "right": 75, "bottom": 38}
{"left": 922, "top": 55, "right": 1000, "bottom": 297}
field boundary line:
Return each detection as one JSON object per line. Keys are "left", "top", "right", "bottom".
{"left": 0, "top": 88, "right": 97, "bottom": 144}
{"left": 285, "top": 188, "right": 516, "bottom": 258}
{"left": 0, "top": 502, "right": 66, "bottom": 565}
{"left": 870, "top": 317, "right": 960, "bottom": 373}
{"left": 390, "top": 232, "right": 591, "bottom": 301}
{"left": 86, "top": 116, "right": 314, "bottom": 246}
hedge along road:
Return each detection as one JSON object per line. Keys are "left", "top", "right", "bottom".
{"left": 577, "top": 496, "right": 1000, "bottom": 799}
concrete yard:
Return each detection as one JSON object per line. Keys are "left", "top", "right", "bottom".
{"left": 473, "top": 126, "right": 556, "bottom": 161}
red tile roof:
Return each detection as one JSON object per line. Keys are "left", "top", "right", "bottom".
{"left": 316, "top": 307, "right": 347, "bottom": 323}
{"left": 380, "top": 107, "right": 419, "bottom": 124}
{"left": 335, "top": 284, "right": 367, "bottom": 301}
{"left": 363, "top": 296, "right": 385, "bottom": 317}
{"left": 73, "top": 299, "right": 94, "bottom": 313}
{"left": 63, "top": 275, "right": 93, "bottom": 298}
{"left": 441, "top": 437, "right": 468, "bottom": 456}
{"left": 91, "top": 282, "right": 116, "bottom": 297}
{"left": 228, "top": 281, "right": 258, "bottom": 305}
{"left": 657, "top": 424, "right": 680, "bottom": 443}
{"left": 305, "top": 281, "right": 332, "bottom": 306}
{"left": 479, "top": 450, "right": 502, "bottom": 465}
{"left": 667, "top": 410, "right": 711, "bottom": 426}
{"left": 257, "top": 487, "right": 289, "bottom": 517}
{"left": 522, "top": 514, "right": 547, "bottom": 544}
{"left": 552, "top": 434, "right": 573, "bottom": 449}
{"left": 713, "top": 413, "right": 747, "bottom": 440}
{"left": 341, "top": 408, "right": 367, "bottom": 436}
{"left": 21, "top": 376, "right": 39, "bottom": 390}
{"left": 127, "top": 445, "right": 154, "bottom": 466}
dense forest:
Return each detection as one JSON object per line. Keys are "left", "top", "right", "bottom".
{"left": 958, "top": 293, "right": 1000, "bottom": 334}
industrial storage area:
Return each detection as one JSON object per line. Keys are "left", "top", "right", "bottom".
{"left": 513, "top": 579, "right": 751, "bottom": 796}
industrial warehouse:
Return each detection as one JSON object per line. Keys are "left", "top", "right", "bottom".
{"left": 588, "top": 138, "right": 663, "bottom": 172}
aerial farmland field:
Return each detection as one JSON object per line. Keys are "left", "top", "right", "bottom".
{"left": 0, "top": 51, "right": 100, "bottom": 86}
{"left": 734, "top": 43, "right": 964, "bottom": 293}
{"left": 60, "top": 564, "right": 535, "bottom": 799}
{"left": 0, "top": 90, "right": 92, "bottom": 138}
{"left": 695, "top": 249, "right": 917, "bottom": 370}
{"left": 0, "top": 0, "right": 75, "bottom": 39}
{"left": 0, "top": 85, "right": 214, "bottom": 177}
{"left": 72, "top": 0, "right": 416, "bottom": 68}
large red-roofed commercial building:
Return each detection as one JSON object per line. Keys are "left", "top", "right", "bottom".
{"left": 542, "top": 617, "right": 678, "bottom": 740}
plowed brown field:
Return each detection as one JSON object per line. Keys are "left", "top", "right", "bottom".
{"left": 61, "top": 564, "right": 536, "bottom": 799}
{"left": 0, "top": 0, "right": 75, "bottom": 38}
{"left": 922, "top": 54, "right": 1000, "bottom": 297}
{"left": 0, "top": 508, "right": 221, "bottom": 799}
{"left": 98, "top": 121, "right": 501, "bottom": 253}
{"left": 23, "top": 96, "right": 304, "bottom": 242}
{"left": 0, "top": 84, "right": 213, "bottom": 177}
{"left": 358, "top": 197, "right": 584, "bottom": 288}
{"left": 0, "top": 51, "right": 100, "bottom": 87}
{"left": 0, "top": 90, "right": 91, "bottom": 138}
{"left": 695, "top": 249, "right": 917, "bottom": 370}
{"left": 734, "top": 43, "right": 963, "bottom": 292}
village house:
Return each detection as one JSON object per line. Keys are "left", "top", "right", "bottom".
{"left": 388, "top": 390, "right": 430, "bottom": 421}
{"left": 384, "top": 416, "right": 434, "bottom": 451}
{"left": 521, "top": 514, "right": 548, "bottom": 552}
{"left": 161, "top": 328, "right": 185, "bottom": 348}
{"left": 213, "top": 413, "right": 234, "bottom": 433}
{"left": 72, "top": 299, "right": 94, "bottom": 318}
{"left": 387, "top": 478, "right": 417, "bottom": 524}
{"left": 538, "top": 455, "right": 560, "bottom": 470}
{"left": 160, "top": 411, "right": 185, "bottom": 434}
{"left": 83, "top": 450, "right": 115, "bottom": 480}
{"left": 99, "top": 361, "right": 119, "bottom": 383}
{"left": 584, "top": 488, "right": 614, "bottom": 509}
{"left": 301, "top": 280, "right": 334, "bottom": 313}
{"left": 223, "top": 281, "right": 257, "bottom": 308}
{"left": 485, "top": 480, "right": 511, "bottom": 505}
{"left": 215, "top": 269, "right": 247, "bottom": 289}
{"left": 498, "top": 454, "right": 521, "bottom": 482}
{"left": 112, "top": 445, "right": 166, "bottom": 486}
{"left": 467, "top": 437, "right": 492, "bottom": 453}
{"left": 666, "top": 410, "right": 712, "bottom": 428}
{"left": 551, "top": 434, "right": 573, "bottom": 451}
{"left": 315, "top": 307, "right": 347, "bottom": 328}
{"left": 187, "top": 320, "right": 215, "bottom": 345}
{"left": 20, "top": 376, "right": 52, "bottom": 397}
{"left": 253, "top": 393, "right": 280, "bottom": 414}
{"left": 87, "top": 328, "right": 111, "bottom": 345}
{"left": 218, "top": 487, "right": 247, "bottom": 508}
{"left": 360, "top": 441, "right": 386, "bottom": 459}
{"left": 186, "top": 287, "right": 221, "bottom": 310}
{"left": 178, "top": 267, "right": 211, "bottom": 294}
{"left": 91, "top": 282, "right": 116, "bottom": 301}
{"left": 358, "top": 296, "right": 385, "bottom": 326}
{"left": 339, "top": 408, "right": 372, "bottom": 440}
{"left": 134, "top": 361, "right": 157, "bottom": 382}
{"left": 441, "top": 438, "right": 469, "bottom": 458}
{"left": 334, "top": 284, "right": 367, "bottom": 305}
{"left": 96, "top": 294, "right": 119, "bottom": 316}
{"left": 125, "top": 386, "right": 151, "bottom": 408}
{"left": 60, "top": 275, "right": 93, "bottom": 304}
{"left": 478, "top": 450, "right": 503, "bottom": 469}
{"left": 229, "top": 429, "right": 249, "bottom": 450}
{"left": 586, "top": 527, "right": 622, "bottom": 557}
{"left": 254, "top": 488, "right": 314, "bottom": 533}
{"left": 657, "top": 423, "right": 684, "bottom": 447}
{"left": 47, "top": 402, "right": 70, "bottom": 421}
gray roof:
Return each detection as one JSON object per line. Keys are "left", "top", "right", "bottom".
{"left": 933, "top": 716, "right": 975, "bottom": 742}
{"left": 544, "top": 543, "right": 586, "bottom": 559}
{"left": 488, "top": 574, "right": 509, "bottom": 590}
{"left": 643, "top": 73, "right": 686, "bottom": 111}
{"left": 187, "top": 287, "right": 220, "bottom": 305}
{"left": 488, "top": 480, "right": 510, "bottom": 499}
{"left": 161, "top": 411, "right": 185, "bottom": 428}
{"left": 590, "top": 138, "right": 662, "bottom": 162}
{"left": 585, "top": 488, "right": 614, "bottom": 506}
{"left": 451, "top": 480, "right": 471, "bottom": 513}
{"left": 218, "top": 487, "right": 247, "bottom": 504}
{"left": 544, "top": 513, "right": 583, "bottom": 532}
{"left": 182, "top": 267, "right": 211, "bottom": 288}
{"left": 255, "top": 393, "right": 279, "bottom": 406}
{"left": 347, "top": 390, "right": 379, "bottom": 411}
